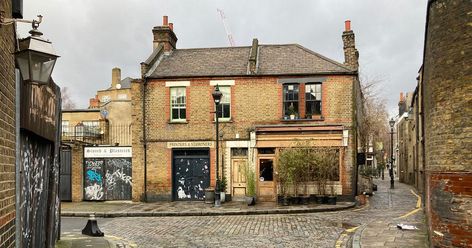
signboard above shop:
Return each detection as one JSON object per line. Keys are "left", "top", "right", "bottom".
{"left": 84, "top": 146, "right": 132, "bottom": 158}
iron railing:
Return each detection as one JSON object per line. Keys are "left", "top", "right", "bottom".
{"left": 61, "top": 123, "right": 132, "bottom": 146}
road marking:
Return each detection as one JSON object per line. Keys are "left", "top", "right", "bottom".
{"left": 410, "top": 189, "right": 422, "bottom": 208}
{"left": 335, "top": 226, "right": 360, "bottom": 248}
{"left": 346, "top": 226, "right": 360, "bottom": 233}
{"left": 395, "top": 189, "right": 422, "bottom": 219}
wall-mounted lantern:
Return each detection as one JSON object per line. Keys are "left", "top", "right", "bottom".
{"left": 1, "top": 12, "right": 59, "bottom": 85}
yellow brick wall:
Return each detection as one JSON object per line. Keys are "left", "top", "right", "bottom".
{"left": 131, "top": 75, "right": 357, "bottom": 200}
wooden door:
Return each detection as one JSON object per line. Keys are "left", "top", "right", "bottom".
{"left": 231, "top": 159, "right": 247, "bottom": 199}
{"left": 257, "top": 157, "right": 276, "bottom": 201}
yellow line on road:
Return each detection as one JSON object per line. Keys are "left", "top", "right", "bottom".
{"left": 410, "top": 189, "right": 422, "bottom": 208}
{"left": 395, "top": 189, "right": 422, "bottom": 219}
{"left": 334, "top": 226, "right": 360, "bottom": 248}
{"left": 346, "top": 226, "right": 360, "bottom": 233}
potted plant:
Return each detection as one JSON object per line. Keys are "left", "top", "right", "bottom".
{"left": 327, "top": 183, "right": 337, "bottom": 205}
{"left": 246, "top": 166, "right": 256, "bottom": 206}
{"left": 218, "top": 177, "right": 227, "bottom": 203}
{"left": 288, "top": 105, "right": 297, "bottom": 120}
{"left": 277, "top": 148, "right": 295, "bottom": 206}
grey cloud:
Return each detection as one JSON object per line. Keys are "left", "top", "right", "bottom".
{"left": 20, "top": 0, "right": 427, "bottom": 114}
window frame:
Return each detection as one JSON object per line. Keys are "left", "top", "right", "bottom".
{"left": 283, "top": 83, "right": 300, "bottom": 117}
{"left": 170, "top": 87, "right": 187, "bottom": 122}
{"left": 215, "top": 86, "right": 231, "bottom": 121}
{"left": 305, "top": 83, "right": 322, "bottom": 116}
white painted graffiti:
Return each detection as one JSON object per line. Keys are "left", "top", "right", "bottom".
{"left": 85, "top": 183, "right": 104, "bottom": 200}
{"left": 105, "top": 169, "right": 132, "bottom": 190}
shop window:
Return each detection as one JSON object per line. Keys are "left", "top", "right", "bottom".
{"left": 258, "top": 148, "right": 275, "bottom": 154}
{"left": 259, "top": 159, "right": 274, "bottom": 181}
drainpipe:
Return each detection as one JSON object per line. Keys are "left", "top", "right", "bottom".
{"left": 142, "top": 78, "right": 148, "bottom": 202}
{"left": 15, "top": 69, "right": 21, "bottom": 248}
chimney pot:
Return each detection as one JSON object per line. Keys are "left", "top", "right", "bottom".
{"left": 345, "top": 20, "right": 351, "bottom": 32}
{"left": 163, "top": 16, "right": 168, "bottom": 26}
{"left": 169, "top": 23, "right": 173, "bottom": 30}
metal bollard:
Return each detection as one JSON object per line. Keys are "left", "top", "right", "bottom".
{"left": 82, "top": 213, "right": 104, "bottom": 237}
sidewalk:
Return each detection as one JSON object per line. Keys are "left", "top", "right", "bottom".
{"left": 354, "top": 179, "right": 429, "bottom": 248}
{"left": 61, "top": 199, "right": 356, "bottom": 217}
{"left": 56, "top": 233, "right": 134, "bottom": 248}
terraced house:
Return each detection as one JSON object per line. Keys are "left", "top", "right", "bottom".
{"left": 131, "top": 16, "right": 362, "bottom": 202}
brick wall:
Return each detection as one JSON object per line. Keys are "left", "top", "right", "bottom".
{"left": 132, "top": 75, "right": 358, "bottom": 201}
{"left": 71, "top": 145, "right": 84, "bottom": 202}
{"left": 423, "top": 0, "right": 472, "bottom": 246}
{"left": 0, "top": 0, "right": 17, "bottom": 247}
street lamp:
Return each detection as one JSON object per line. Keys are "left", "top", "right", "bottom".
{"left": 389, "top": 118, "right": 395, "bottom": 189}
{"left": 1, "top": 14, "right": 59, "bottom": 85}
{"left": 212, "top": 85, "right": 223, "bottom": 207}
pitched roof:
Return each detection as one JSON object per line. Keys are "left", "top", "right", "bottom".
{"left": 105, "top": 77, "right": 134, "bottom": 90}
{"left": 147, "top": 44, "right": 353, "bottom": 78}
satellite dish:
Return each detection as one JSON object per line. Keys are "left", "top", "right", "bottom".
{"left": 100, "top": 109, "right": 109, "bottom": 119}
{"left": 116, "top": 83, "right": 122, "bottom": 89}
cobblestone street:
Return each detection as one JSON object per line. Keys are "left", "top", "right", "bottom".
{"left": 65, "top": 179, "right": 427, "bottom": 247}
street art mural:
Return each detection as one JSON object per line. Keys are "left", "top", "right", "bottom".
{"left": 84, "top": 159, "right": 105, "bottom": 200}
{"left": 83, "top": 147, "right": 132, "bottom": 201}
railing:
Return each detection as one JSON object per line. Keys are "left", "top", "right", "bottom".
{"left": 61, "top": 123, "right": 132, "bottom": 146}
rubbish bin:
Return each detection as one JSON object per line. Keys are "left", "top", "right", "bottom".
{"left": 204, "top": 187, "right": 215, "bottom": 204}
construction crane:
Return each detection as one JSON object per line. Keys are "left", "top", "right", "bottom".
{"left": 217, "top": 8, "right": 236, "bottom": 46}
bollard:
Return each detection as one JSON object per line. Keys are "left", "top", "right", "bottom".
{"left": 82, "top": 213, "right": 104, "bottom": 237}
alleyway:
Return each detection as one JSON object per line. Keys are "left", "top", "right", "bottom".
{"left": 58, "top": 179, "right": 428, "bottom": 247}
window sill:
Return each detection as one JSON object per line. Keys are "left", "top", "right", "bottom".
{"left": 169, "top": 120, "right": 188, "bottom": 124}
{"left": 281, "top": 116, "right": 324, "bottom": 122}
{"left": 213, "top": 118, "right": 233, "bottom": 123}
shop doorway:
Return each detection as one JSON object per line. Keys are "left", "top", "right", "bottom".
{"left": 257, "top": 157, "right": 276, "bottom": 201}
{"left": 172, "top": 149, "right": 210, "bottom": 201}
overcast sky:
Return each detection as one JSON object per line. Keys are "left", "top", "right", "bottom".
{"left": 20, "top": 0, "right": 427, "bottom": 115}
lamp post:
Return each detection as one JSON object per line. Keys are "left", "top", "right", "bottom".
{"left": 212, "top": 85, "right": 223, "bottom": 207}
{"left": 389, "top": 118, "right": 395, "bottom": 189}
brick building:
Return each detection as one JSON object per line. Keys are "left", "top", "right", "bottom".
{"left": 61, "top": 68, "right": 134, "bottom": 202}
{"left": 0, "top": 1, "right": 18, "bottom": 247}
{"left": 421, "top": 0, "right": 472, "bottom": 246}
{"left": 131, "top": 17, "right": 362, "bottom": 202}
{"left": 1, "top": 1, "right": 61, "bottom": 246}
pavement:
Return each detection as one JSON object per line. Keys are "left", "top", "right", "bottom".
{"left": 352, "top": 179, "right": 429, "bottom": 248}
{"left": 56, "top": 179, "right": 429, "bottom": 247}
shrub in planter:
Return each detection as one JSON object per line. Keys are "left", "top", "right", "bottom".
{"left": 246, "top": 166, "right": 256, "bottom": 206}
{"left": 218, "top": 176, "right": 228, "bottom": 203}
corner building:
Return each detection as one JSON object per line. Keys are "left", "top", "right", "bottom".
{"left": 132, "top": 17, "right": 362, "bottom": 202}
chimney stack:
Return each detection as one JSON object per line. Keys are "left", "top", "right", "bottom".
{"left": 111, "top": 67, "right": 121, "bottom": 89}
{"left": 152, "top": 15, "right": 178, "bottom": 51}
{"left": 342, "top": 20, "right": 359, "bottom": 71}
{"left": 89, "top": 95, "right": 100, "bottom": 109}
{"left": 398, "top": 92, "right": 407, "bottom": 115}
{"left": 248, "top": 38, "right": 259, "bottom": 74}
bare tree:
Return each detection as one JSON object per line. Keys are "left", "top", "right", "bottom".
{"left": 61, "top": 87, "right": 76, "bottom": 110}
{"left": 358, "top": 74, "right": 390, "bottom": 154}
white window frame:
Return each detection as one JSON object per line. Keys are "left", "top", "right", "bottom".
{"left": 216, "top": 86, "right": 231, "bottom": 121}
{"left": 170, "top": 87, "right": 187, "bottom": 122}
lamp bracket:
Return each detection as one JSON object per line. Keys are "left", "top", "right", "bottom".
{"left": 0, "top": 11, "right": 42, "bottom": 30}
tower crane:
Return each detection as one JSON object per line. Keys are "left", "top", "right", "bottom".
{"left": 217, "top": 8, "right": 236, "bottom": 47}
